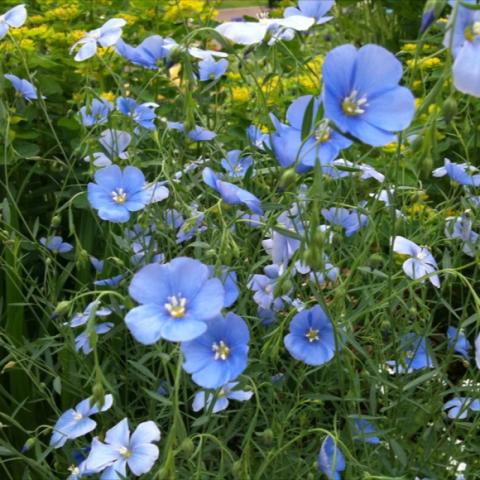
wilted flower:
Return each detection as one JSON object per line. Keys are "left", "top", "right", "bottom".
{"left": 317, "top": 436, "right": 346, "bottom": 480}
{"left": 323, "top": 44, "right": 415, "bottom": 146}
{"left": 0, "top": 4, "right": 27, "bottom": 40}
{"left": 70, "top": 18, "right": 126, "bottom": 61}
{"left": 202, "top": 167, "right": 263, "bottom": 215}
{"left": 125, "top": 257, "right": 225, "bottom": 343}
{"left": 85, "top": 418, "right": 160, "bottom": 479}
{"left": 192, "top": 382, "right": 253, "bottom": 413}
{"left": 50, "top": 395, "right": 113, "bottom": 448}
{"left": 181, "top": 312, "right": 250, "bottom": 389}
{"left": 284, "top": 305, "right": 338, "bottom": 366}
{"left": 325, "top": 159, "right": 385, "bottom": 183}
{"left": 392, "top": 236, "right": 440, "bottom": 287}
{"left": 4, "top": 74, "right": 43, "bottom": 101}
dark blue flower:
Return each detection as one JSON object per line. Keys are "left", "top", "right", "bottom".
{"left": 323, "top": 44, "right": 415, "bottom": 146}
{"left": 87, "top": 165, "right": 153, "bottom": 223}
{"left": 203, "top": 167, "right": 263, "bottom": 215}
{"left": 4, "top": 74, "right": 43, "bottom": 101}
{"left": 284, "top": 305, "right": 337, "bottom": 366}
{"left": 198, "top": 56, "right": 228, "bottom": 81}
{"left": 181, "top": 312, "right": 249, "bottom": 389}
{"left": 317, "top": 436, "right": 346, "bottom": 480}
{"left": 125, "top": 257, "right": 225, "bottom": 343}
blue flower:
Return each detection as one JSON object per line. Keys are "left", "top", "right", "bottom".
{"left": 323, "top": 44, "right": 415, "bottom": 146}
{"left": 247, "top": 125, "right": 271, "bottom": 150}
{"left": 317, "top": 436, "right": 346, "bottom": 480}
{"left": 192, "top": 382, "right": 253, "bottom": 413}
{"left": 74, "top": 322, "right": 114, "bottom": 355}
{"left": 99, "top": 129, "right": 131, "bottom": 159}
{"left": 117, "top": 97, "right": 157, "bottom": 130}
{"left": 0, "top": 5, "right": 27, "bottom": 40}
{"left": 433, "top": 158, "right": 480, "bottom": 187}
{"left": 4, "top": 74, "right": 43, "bottom": 101}
{"left": 248, "top": 264, "right": 284, "bottom": 310}
{"left": 322, "top": 207, "right": 368, "bottom": 237}
{"left": 392, "top": 236, "right": 440, "bottom": 288}
{"left": 94, "top": 274, "right": 125, "bottom": 287}
{"left": 209, "top": 266, "right": 239, "bottom": 308}
{"left": 202, "top": 167, "right": 264, "bottom": 215}
{"left": 69, "top": 301, "right": 112, "bottom": 328}
{"left": 125, "top": 257, "right": 225, "bottom": 343}
{"left": 443, "top": 1, "right": 480, "bottom": 96}
{"left": 188, "top": 126, "right": 216, "bottom": 141}
{"left": 386, "top": 333, "right": 434, "bottom": 374}
{"left": 445, "top": 215, "right": 479, "bottom": 257}
{"left": 181, "top": 312, "right": 250, "bottom": 389}
{"left": 284, "top": 0, "right": 335, "bottom": 24}
{"left": 443, "top": 397, "right": 480, "bottom": 420}
{"left": 70, "top": 18, "right": 126, "bottom": 61}
{"left": 50, "top": 395, "right": 113, "bottom": 448}
{"left": 270, "top": 95, "right": 352, "bottom": 171}
{"left": 85, "top": 418, "right": 160, "bottom": 479}
{"left": 284, "top": 305, "right": 337, "bottom": 366}
{"left": 325, "top": 159, "right": 384, "bottom": 183}
{"left": 116, "top": 35, "right": 177, "bottom": 68}
{"left": 79, "top": 99, "right": 113, "bottom": 127}
{"left": 40, "top": 235, "right": 73, "bottom": 253}
{"left": 221, "top": 150, "right": 254, "bottom": 178}
{"left": 198, "top": 56, "right": 228, "bottom": 81}
{"left": 447, "top": 326, "right": 471, "bottom": 360}
{"left": 352, "top": 417, "right": 380, "bottom": 444}
{"left": 87, "top": 165, "right": 154, "bottom": 223}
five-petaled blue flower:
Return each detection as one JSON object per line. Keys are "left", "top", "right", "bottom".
{"left": 198, "top": 56, "right": 229, "bottom": 81}
{"left": 386, "top": 333, "right": 434, "bottom": 374}
{"left": 0, "top": 4, "right": 27, "bottom": 40}
{"left": 203, "top": 167, "right": 264, "bottom": 215}
{"left": 70, "top": 18, "right": 126, "bottom": 61}
{"left": 317, "top": 436, "right": 346, "bottom": 480}
{"left": 50, "top": 394, "right": 113, "bottom": 448}
{"left": 221, "top": 150, "right": 254, "bottom": 178}
{"left": 323, "top": 44, "right": 415, "bottom": 146}
{"left": 443, "top": 397, "right": 480, "bottom": 420}
{"left": 392, "top": 236, "right": 440, "bottom": 288}
{"left": 447, "top": 326, "right": 471, "bottom": 360}
{"left": 116, "top": 35, "right": 177, "bottom": 68}
{"left": 352, "top": 417, "right": 380, "bottom": 444}
{"left": 4, "top": 74, "right": 43, "bottom": 101}
{"left": 87, "top": 165, "right": 161, "bottom": 223}
{"left": 117, "top": 97, "right": 158, "bottom": 130}
{"left": 445, "top": 214, "right": 479, "bottom": 257}
{"left": 192, "top": 382, "right": 253, "bottom": 414}
{"left": 125, "top": 257, "right": 225, "bottom": 343}
{"left": 181, "top": 312, "right": 250, "bottom": 389}
{"left": 284, "top": 304, "right": 337, "bottom": 366}
{"left": 433, "top": 158, "right": 480, "bottom": 187}
{"left": 85, "top": 418, "right": 160, "bottom": 479}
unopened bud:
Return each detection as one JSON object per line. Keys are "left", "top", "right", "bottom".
{"left": 442, "top": 96, "right": 457, "bottom": 124}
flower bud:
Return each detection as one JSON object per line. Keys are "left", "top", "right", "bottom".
{"left": 51, "top": 215, "right": 61, "bottom": 228}
{"left": 442, "top": 96, "right": 457, "bottom": 124}
{"left": 279, "top": 168, "right": 297, "bottom": 190}
{"left": 179, "top": 437, "right": 194, "bottom": 457}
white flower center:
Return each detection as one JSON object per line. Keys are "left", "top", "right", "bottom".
{"left": 342, "top": 89, "right": 368, "bottom": 116}
{"left": 305, "top": 328, "right": 320, "bottom": 343}
{"left": 68, "top": 466, "right": 80, "bottom": 475}
{"left": 164, "top": 294, "right": 187, "bottom": 318}
{"left": 111, "top": 188, "right": 127, "bottom": 204}
{"left": 315, "top": 120, "right": 332, "bottom": 143}
{"left": 416, "top": 250, "right": 427, "bottom": 260}
{"left": 212, "top": 340, "right": 230, "bottom": 360}
{"left": 118, "top": 446, "right": 132, "bottom": 458}
{"left": 73, "top": 411, "right": 83, "bottom": 421}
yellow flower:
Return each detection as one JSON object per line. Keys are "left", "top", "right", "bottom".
{"left": 382, "top": 142, "right": 405, "bottom": 153}
{"left": 412, "top": 80, "right": 422, "bottom": 91}
{"left": 428, "top": 104, "right": 440, "bottom": 114}
{"left": 231, "top": 86, "right": 250, "bottom": 103}
{"left": 297, "top": 74, "right": 319, "bottom": 92}
{"left": 415, "top": 98, "right": 423, "bottom": 109}
{"left": 406, "top": 57, "right": 442, "bottom": 70}
{"left": 100, "top": 91, "right": 115, "bottom": 103}
{"left": 19, "top": 38, "right": 35, "bottom": 52}
{"left": 401, "top": 43, "right": 417, "bottom": 53}
{"left": 227, "top": 72, "right": 242, "bottom": 82}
